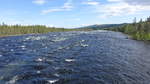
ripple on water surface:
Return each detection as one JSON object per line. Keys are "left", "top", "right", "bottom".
{"left": 0, "top": 31, "right": 150, "bottom": 84}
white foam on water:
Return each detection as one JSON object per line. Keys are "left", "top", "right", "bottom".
{"left": 53, "top": 35, "right": 57, "bottom": 37}
{"left": 47, "top": 79, "right": 59, "bottom": 84}
{"left": 77, "top": 30, "right": 108, "bottom": 35}
{"left": 36, "top": 58, "right": 44, "bottom": 62}
{"left": 65, "top": 59, "right": 75, "bottom": 62}
{"left": 20, "top": 45, "right": 26, "bottom": 50}
{"left": 6, "top": 76, "right": 19, "bottom": 84}
{"left": 25, "top": 36, "right": 47, "bottom": 41}
{"left": 52, "top": 37, "right": 67, "bottom": 42}
{"left": 10, "top": 49, "right": 14, "bottom": 52}
{"left": 96, "top": 30, "right": 107, "bottom": 32}
{"left": 37, "top": 71, "right": 41, "bottom": 74}
{"left": 58, "top": 46, "right": 65, "bottom": 50}
{"left": 54, "top": 73, "right": 60, "bottom": 77}
{"left": 80, "top": 44, "right": 89, "bottom": 47}
{"left": 20, "top": 45, "right": 25, "bottom": 48}
{"left": 81, "top": 40, "right": 85, "bottom": 42}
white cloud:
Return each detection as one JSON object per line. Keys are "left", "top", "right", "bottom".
{"left": 107, "top": 0, "right": 122, "bottom": 2}
{"left": 42, "top": 0, "right": 73, "bottom": 14}
{"left": 98, "top": 2, "right": 141, "bottom": 17}
{"left": 39, "top": 0, "right": 150, "bottom": 18}
{"left": 85, "top": 0, "right": 150, "bottom": 18}
{"left": 83, "top": 1, "right": 100, "bottom": 6}
{"left": 63, "top": 0, "right": 73, "bottom": 9}
{"left": 42, "top": 9, "right": 63, "bottom": 13}
{"left": 123, "top": 0, "right": 150, "bottom": 5}
{"left": 108, "top": 0, "right": 150, "bottom": 5}
{"left": 32, "top": 0, "right": 46, "bottom": 5}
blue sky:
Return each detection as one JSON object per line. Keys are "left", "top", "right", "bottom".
{"left": 0, "top": 0, "right": 150, "bottom": 28}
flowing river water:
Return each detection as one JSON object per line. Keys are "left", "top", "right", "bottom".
{"left": 0, "top": 30, "right": 150, "bottom": 84}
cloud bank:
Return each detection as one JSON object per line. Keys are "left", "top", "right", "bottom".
{"left": 123, "top": 0, "right": 150, "bottom": 5}
{"left": 91, "top": 0, "right": 150, "bottom": 17}
{"left": 34, "top": 0, "right": 150, "bottom": 18}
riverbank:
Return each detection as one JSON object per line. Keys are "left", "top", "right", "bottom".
{"left": 0, "top": 24, "right": 86, "bottom": 37}
{"left": 110, "top": 30, "right": 150, "bottom": 41}
{"left": 104, "top": 21, "right": 150, "bottom": 41}
{"left": 0, "top": 33, "right": 40, "bottom": 38}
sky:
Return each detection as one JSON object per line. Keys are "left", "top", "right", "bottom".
{"left": 0, "top": 0, "right": 150, "bottom": 28}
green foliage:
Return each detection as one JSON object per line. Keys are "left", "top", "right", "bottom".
{"left": 0, "top": 24, "right": 79, "bottom": 37}
{"left": 106, "top": 17, "right": 150, "bottom": 40}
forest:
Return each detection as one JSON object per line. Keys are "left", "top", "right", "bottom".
{"left": 0, "top": 23, "right": 80, "bottom": 37}
{"left": 106, "top": 17, "right": 150, "bottom": 40}
{"left": 1, "top": 17, "right": 150, "bottom": 40}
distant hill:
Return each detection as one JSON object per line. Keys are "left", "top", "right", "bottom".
{"left": 79, "top": 23, "right": 126, "bottom": 30}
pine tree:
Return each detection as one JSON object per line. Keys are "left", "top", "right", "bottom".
{"left": 147, "top": 16, "right": 150, "bottom": 22}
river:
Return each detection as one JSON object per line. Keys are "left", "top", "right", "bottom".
{"left": 0, "top": 30, "right": 150, "bottom": 84}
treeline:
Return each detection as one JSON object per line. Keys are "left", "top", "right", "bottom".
{"left": 107, "top": 17, "right": 150, "bottom": 40}
{"left": 0, "top": 23, "right": 78, "bottom": 37}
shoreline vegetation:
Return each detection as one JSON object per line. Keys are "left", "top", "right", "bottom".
{"left": 0, "top": 24, "right": 90, "bottom": 37}
{"left": 104, "top": 17, "right": 150, "bottom": 41}
{"left": 1, "top": 16, "right": 150, "bottom": 41}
